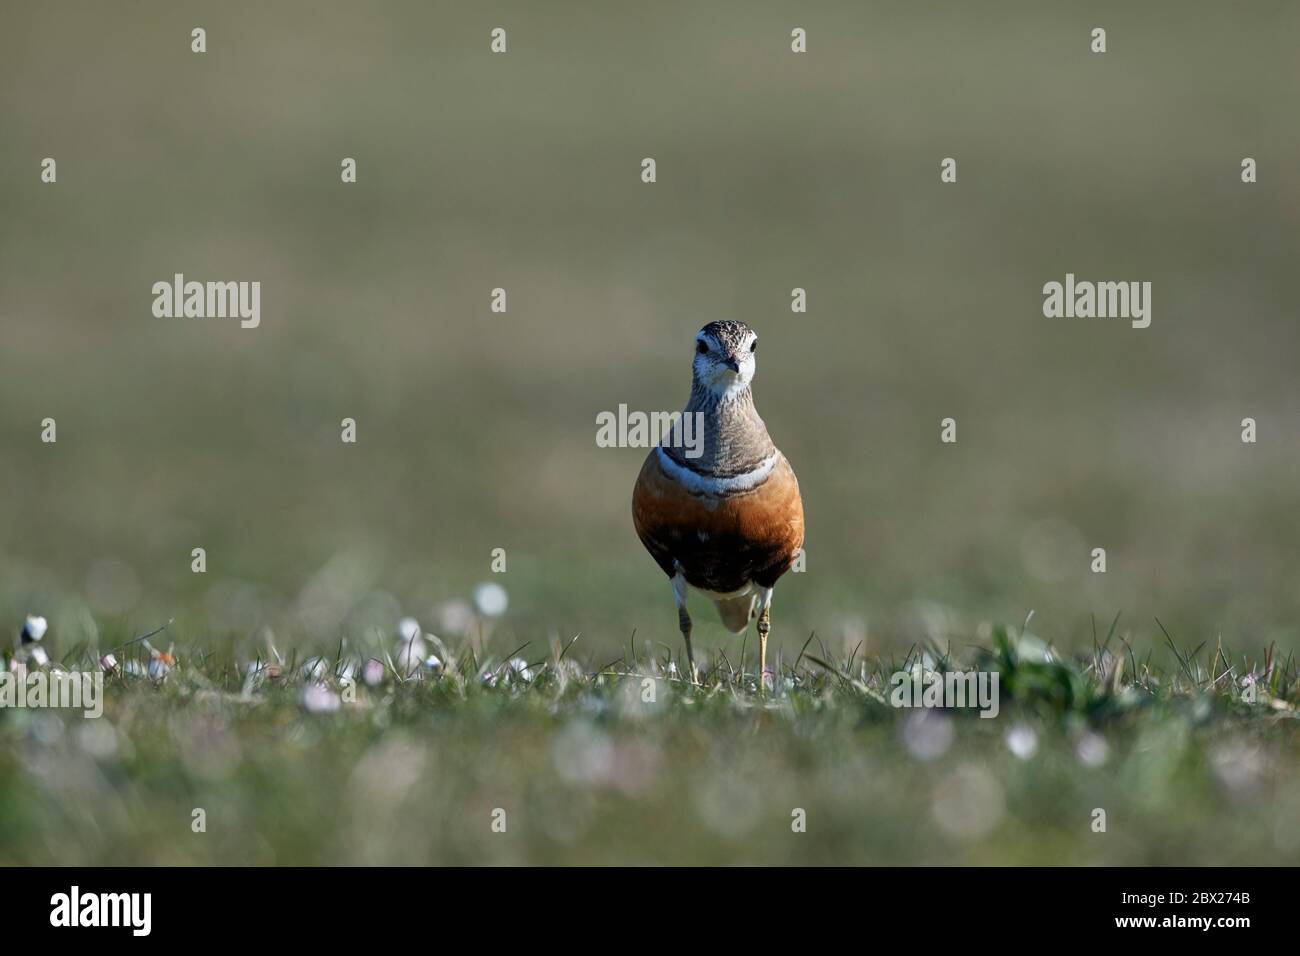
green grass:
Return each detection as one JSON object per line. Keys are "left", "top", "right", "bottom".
{"left": 2, "top": 615, "right": 1297, "bottom": 865}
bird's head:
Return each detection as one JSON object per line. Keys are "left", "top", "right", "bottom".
{"left": 692, "top": 320, "right": 758, "bottom": 399}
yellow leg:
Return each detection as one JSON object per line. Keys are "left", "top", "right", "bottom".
{"left": 678, "top": 605, "right": 698, "bottom": 685}
{"left": 757, "top": 604, "right": 771, "bottom": 695}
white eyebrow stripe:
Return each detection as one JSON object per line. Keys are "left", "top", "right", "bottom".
{"left": 656, "top": 446, "right": 778, "bottom": 495}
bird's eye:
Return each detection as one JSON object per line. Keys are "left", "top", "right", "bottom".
{"left": 750, "top": 340, "right": 757, "bottom": 352}
{"left": 696, "top": 340, "right": 709, "bottom": 355}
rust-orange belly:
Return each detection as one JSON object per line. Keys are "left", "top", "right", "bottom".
{"left": 632, "top": 449, "right": 804, "bottom": 593}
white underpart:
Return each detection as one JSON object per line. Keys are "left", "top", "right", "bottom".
{"left": 656, "top": 446, "right": 778, "bottom": 495}
{"left": 673, "top": 570, "right": 756, "bottom": 604}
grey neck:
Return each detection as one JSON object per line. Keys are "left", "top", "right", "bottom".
{"left": 664, "top": 381, "right": 775, "bottom": 477}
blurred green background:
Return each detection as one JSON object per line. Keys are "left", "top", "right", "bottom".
{"left": 3, "top": 0, "right": 1300, "bottom": 663}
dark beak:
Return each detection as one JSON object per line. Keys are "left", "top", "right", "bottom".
{"left": 724, "top": 357, "right": 741, "bottom": 372}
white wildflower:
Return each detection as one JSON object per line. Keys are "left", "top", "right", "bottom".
{"left": 299, "top": 656, "right": 329, "bottom": 682}
{"left": 301, "top": 682, "right": 341, "bottom": 713}
{"left": 22, "top": 615, "right": 48, "bottom": 642}
{"left": 1005, "top": 724, "right": 1039, "bottom": 760}
{"left": 473, "top": 583, "right": 508, "bottom": 618}
{"left": 362, "top": 658, "right": 386, "bottom": 686}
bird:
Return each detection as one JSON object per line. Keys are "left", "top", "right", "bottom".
{"left": 632, "top": 320, "right": 804, "bottom": 688}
